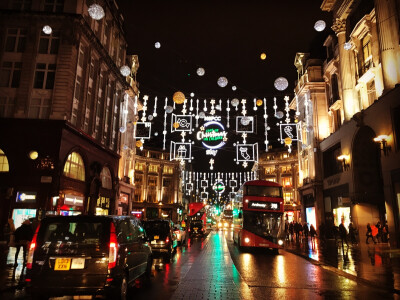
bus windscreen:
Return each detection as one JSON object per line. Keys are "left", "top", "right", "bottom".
{"left": 243, "top": 211, "right": 282, "bottom": 238}
{"left": 245, "top": 185, "right": 282, "bottom": 198}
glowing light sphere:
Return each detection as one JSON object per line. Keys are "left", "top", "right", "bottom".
{"left": 29, "top": 151, "right": 38, "bottom": 160}
{"left": 284, "top": 137, "right": 293, "bottom": 145}
{"left": 173, "top": 91, "right": 185, "bottom": 104}
{"left": 190, "top": 92, "right": 195, "bottom": 97}
{"left": 88, "top": 4, "right": 105, "bottom": 20}
{"left": 147, "top": 115, "right": 154, "bottom": 121}
{"left": 260, "top": 53, "right": 266, "bottom": 60}
{"left": 256, "top": 99, "right": 263, "bottom": 106}
{"left": 165, "top": 106, "right": 173, "bottom": 113}
{"left": 274, "top": 77, "right": 289, "bottom": 91}
{"left": 344, "top": 42, "right": 352, "bottom": 50}
{"left": 232, "top": 85, "right": 237, "bottom": 91}
{"left": 42, "top": 25, "right": 52, "bottom": 35}
{"left": 155, "top": 42, "right": 161, "bottom": 49}
{"left": 231, "top": 98, "right": 239, "bottom": 107}
{"left": 217, "top": 76, "right": 228, "bottom": 88}
{"left": 275, "top": 111, "right": 284, "bottom": 119}
{"left": 119, "top": 126, "right": 126, "bottom": 133}
{"left": 173, "top": 122, "right": 180, "bottom": 129}
{"left": 314, "top": 20, "right": 326, "bottom": 32}
{"left": 241, "top": 116, "right": 251, "bottom": 126}
{"left": 196, "top": 67, "right": 205, "bottom": 76}
{"left": 199, "top": 111, "right": 206, "bottom": 118}
{"left": 120, "top": 65, "right": 130, "bottom": 77}
{"left": 154, "top": 132, "right": 159, "bottom": 136}
{"left": 135, "top": 140, "right": 143, "bottom": 148}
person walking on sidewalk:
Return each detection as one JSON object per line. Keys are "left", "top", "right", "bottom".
{"left": 309, "top": 224, "right": 317, "bottom": 247}
{"left": 371, "top": 224, "right": 378, "bottom": 244}
{"left": 339, "top": 220, "right": 348, "bottom": 246}
{"left": 14, "top": 219, "right": 33, "bottom": 267}
{"left": 303, "top": 223, "right": 309, "bottom": 241}
{"left": 366, "top": 223, "right": 374, "bottom": 244}
{"left": 348, "top": 222, "right": 357, "bottom": 245}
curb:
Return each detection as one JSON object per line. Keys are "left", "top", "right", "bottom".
{"left": 284, "top": 248, "right": 400, "bottom": 295}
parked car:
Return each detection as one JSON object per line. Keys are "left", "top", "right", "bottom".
{"left": 142, "top": 219, "right": 178, "bottom": 259}
{"left": 173, "top": 224, "right": 186, "bottom": 245}
{"left": 25, "top": 215, "right": 152, "bottom": 300}
{"left": 188, "top": 220, "right": 205, "bottom": 237}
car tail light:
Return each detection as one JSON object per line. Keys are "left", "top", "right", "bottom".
{"left": 27, "top": 224, "right": 40, "bottom": 270}
{"left": 188, "top": 228, "right": 191, "bottom": 232}
{"left": 108, "top": 222, "right": 118, "bottom": 269}
{"left": 165, "top": 236, "right": 170, "bottom": 243}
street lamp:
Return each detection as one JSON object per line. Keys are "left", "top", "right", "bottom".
{"left": 337, "top": 154, "right": 350, "bottom": 171}
{"left": 373, "top": 135, "right": 391, "bottom": 156}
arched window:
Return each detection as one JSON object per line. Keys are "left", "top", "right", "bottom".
{"left": 101, "top": 167, "right": 112, "bottom": 189}
{"left": 63, "top": 152, "right": 85, "bottom": 181}
{"left": 0, "top": 149, "right": 10, "bottom": 172}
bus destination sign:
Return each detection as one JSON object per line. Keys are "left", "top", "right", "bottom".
{"left": 248, "top": 201, "right": 280, "bottom": 210}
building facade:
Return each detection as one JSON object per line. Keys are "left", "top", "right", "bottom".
{"left": 0, "top": 0, "right": 139, "bottom": 230}
{"left": 132, "top": 147, "right": 184, "bottom": 223}
{"left": 292, "top": 0, "right": 400, "bottom": 246}
{"left": 256, "top": 148, "right": 301, "bottom": 224}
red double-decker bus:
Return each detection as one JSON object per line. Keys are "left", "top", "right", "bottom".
{"left": 232, "top": 180, "right": 285, "bottom": 254}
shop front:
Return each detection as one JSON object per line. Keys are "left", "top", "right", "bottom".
{"left": 303, "top": 193, "right": 316, "bottom": 229}
{"left": 323, "top": 184, "right": 350, "bottom": 227}
{"left": 12, "top": 191, "right": 38, "bottom": 228}
{"left": 118, "top": 192, "right": 129, "bottom": 215}
{"left": 58, "top": 193, "right": 85, "bottom": 216}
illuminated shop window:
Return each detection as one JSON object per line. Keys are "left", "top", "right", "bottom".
{"left": 100, "top": 167, "right": 112, "bottom": 189}
{"left": 63, "top": 152, "right": 85, "bottom": 181}
{"left": 163, "top": 165, "right": 173, "bottom": 174}
{"left": 282, "top": 177, "right": 292, "bottom": 187}
{"left": 135, "top": 162, "right": 145, "bottom": 171}
{"left": 283, "top": 192, "right": 293, "bottom": 204}
{"left": 0, "top": 149, "right": 10, "bottom": 172}
{"left": 148, "top": 164, "right": 158, "bottom": 173}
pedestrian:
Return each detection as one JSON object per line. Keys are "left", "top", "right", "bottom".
{"left": 3, "top": 218, "right": 15, "bottom": 247}
{"left": 366, "top": 223, "right": 374, "bottom": 244}
{"left": 339, "top": 220, "right": 348, "bottom": 246}
{"left": 376, "top": 221, "right": 382, "bottom": 243}
{"left": 371, "top": 223, "right": 378, "bottom": 244}
{"left": 284, "top": 221, "right": 289, "bottom": 241}
{"left": 303, "top": 223, "right": 309, "bottom": 240}
{"left": 348, "top": 222, "right": 357, "bottom": 244}
{"left": 382, "top": 221, "right": 389, "bottom": 242}
{"left": 14, "top": 219, "right": 34, "bottom": 267}
{"left": 309, "top": 224, "right": 317, "bottom": 243}
{"left": 289, "top": 222, "right": 294, "bottom": 241}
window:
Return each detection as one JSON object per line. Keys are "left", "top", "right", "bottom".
{"left": 163, "top": 177, "right": 172, "bottom": 187}
{"left": 12, "top": 0, "right": 32, "bottom": 10}
{"left": 135, "top": 162, "right": 145, "bottom": 171}
{"left": 148, "top": 176, "right": 157, "bottom": 186}
{"left": 148, "top": 164, "right": 158, "bottom": 173}
{"left": 38, "top": 30, "right": 60, "bottom": 54}
{"left": 264, "top": 167, "right": 274, "bottom": 175}
{"left": 283, "top": 192, "right": 293, "bottom": 204}
{"left": 28, "top": 97, "right": 50, "bottom": 119}
{"left": 163, "top": 165, "right": 173, "bottom": 174}
{"left": 43, "top": 0, "right": 64, "bottom": 12}
{"left": 323, "top": 143, "right": 342, "bottom": 177}
{"left": 281, "top": 165, "right": 291, "bottom": 173}
{"left": 0, "top": 149, "right": 10, "bottom": 172}
{"left": 359, "top": 35, "right": 373, "bottom": 76}
{"left": 367, "top": 80, "right": 376, "bottom": 105}
{"left": 282, "top": 177, "right": 292, "bottom": 187}
{"left": 100, "top": 167, "right": 112, "bottom": 189}
{"left": 0, "top": 62, "right": 22, "bottom": 88}
{"left": 0, "top": 97, "right": 15, "bottom": 117}
{"left": 63, "top": 152, "right": 85, "bottom": 181}
{"left": 134, "top": 174, "right": 143, "bottom": 185}
{"left": 5, "top": 28, "right": 27, "bottom": 52}
{"left": 33, "top": 63, "right": 56, "bottom": 89}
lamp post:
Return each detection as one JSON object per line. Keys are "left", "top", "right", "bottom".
{"left": 373, "top": 135, "right": 391, "bottom": 156}
{"left": 337, "top": 154, "right": 350, "bottom": 171}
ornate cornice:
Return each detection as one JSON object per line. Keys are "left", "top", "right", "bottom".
{"left": 331, "top": 18, "right": 346, "bottom": 34}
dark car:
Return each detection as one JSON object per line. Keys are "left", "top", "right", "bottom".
{"left": 188, "top": 220, "right": 205, "bottom": 237}
{"left": 142, "top": 219, "right": 177, "bottom": 259}
{"left": 25, "top": 215, "right": 152, "bottom": 300}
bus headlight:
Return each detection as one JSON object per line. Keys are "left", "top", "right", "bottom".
{"left": 278, "top": 239, "right": 284, "bottom": 246}
{"left": 218, "top": 222, "right": 222, "bottom": 227}
{"left": 244, "top": 237, "right": 250, "bottom": 243}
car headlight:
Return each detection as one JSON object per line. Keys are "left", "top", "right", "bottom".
{"left": 218, "top": 222, "right": 222, "bottom": 227}
{"left": 278, "top": 239, "right": 284, "bottom": 246}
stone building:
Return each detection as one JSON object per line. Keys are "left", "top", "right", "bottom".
{"left": 0, "top": 0, "right": 139, "bottom": 229}
{"left": 292, "top": 0, "right": 400, "bottom": 246}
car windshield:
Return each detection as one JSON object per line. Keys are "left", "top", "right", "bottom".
{"left": 243, "top": 211, "right": 282, "bottom": 238}
{"left": 40, "top": 221, "right": 106, "bottom": 245}
{"left": 143, "top": 221, "right": 170, "bottom": 235}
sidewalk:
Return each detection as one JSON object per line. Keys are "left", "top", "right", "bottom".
{"left": 284, "top": 236, "right": 400, "bottom": 294}
{"left": 0, "top": 241, "right": 27, "bottom": 294}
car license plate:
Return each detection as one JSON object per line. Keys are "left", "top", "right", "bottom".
{"left": 54, "top": 258, "right": 71, "bottom": 271}
{"left": 71, "top": 258, "right": 85, "bottom": 269}
{"left": 154, "top": 235, "right": 159, "bottom": 240}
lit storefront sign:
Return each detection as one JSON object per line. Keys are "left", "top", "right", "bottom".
{"left": 213, "top": 181, "right": 226, "bottom": 193}
{"left": 16, "top": 192, "right": 37, "bottom": 203}
{"left": 64, "top": 194, "right": 84, "bottom": 206}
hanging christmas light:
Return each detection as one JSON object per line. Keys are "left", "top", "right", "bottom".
{"left": 284, "top": 95, "right": 290, "bottom": 124}
{"left": 253, "top": 98, "right": 257, "bottom": 111}
{"left": 263, "top": 98, "right": 269, "bottom": 152}
{"left": 141, "top": 95, "right": 148, "bottom": 122}
{"left": 210, "top": 99, "right": 215, "bottom": 115}
{"left": 314, "top": 20, "right": 326, "bottom": 32}
{"left": 189, "top": 98, "right": 193, "bottom": 111}
{"left": 203, "top": 99, "right": 208, "bottom": 111}
{"left": 344, "top": 41, "right": 352, "bottom": 50}
{"left": 163, "top": 98, "right": 168, "bottom": 150}
{"left": 231, "top": 98, "right": 239, "bottom": 111}
{"left": 42, "top": 25, "right": 52, "bottom": 35}
{"left": 120, "top": 65, "right": 130, "bottom": 77}
{"left": 217, "top": 77, "right": 228, "bottom": 88}
{"left": 88, "top": 3, "right": 105, "bottom": 20}
{"left": 153, "top": 96, "right": 158, "bottom": 117}
{"left": 154, "top": 42, "right": 161, "bottom": 49}
{"left": 226, "top": 99, "right": 231, "bottom": 128}
{"left": 274, "top": 77, "right": 289, "bottom": 91}
{"left": 232, "top": 85, "right": 237, "bottom": 91}
{"left": 195, "top": 99, "right": 199, "bottom": 127}
{"left": 197, "top": 67, "right": 205, "bottom": 76}
{"left": 173, "top": 91, "right": 185, "bottom": 104}
{"left": 273, "top": 97, "right": 278, "bottom": 116}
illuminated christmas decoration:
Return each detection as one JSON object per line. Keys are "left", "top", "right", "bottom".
{"left": 120, "top": 65, "right": 130, "bottom": 77}
{"left": 217, "top": 77, "right": 228, "bottom": 88}
{"left": 253, "top": 98, "right": 257, "bottom": 111}
{"left": 141, "top": 95, "right": 148, "bottom": 122}
{"left": 154, "top": 132, "right": 158, "bottom": 136}
{"left": 256, "top": 99, "right": 263, "bottom": 106}
{"left": 344, "top": 42, "right": 352, "bottom": 50}
{"left": 274, "top": 77, "right": 289, "bottom": 91}
{"left": 209, "top": 158, "right": 214, "bottom": 170}
{"left": 231, "top": 98, "right": 239, "bottom": 110}
{"left": 136, "top": 140, "right": 143, "bottom": 148}
{"left": 197, "top": 67, "right": 205, "bottom": 76}
{"left": 171, "top": 114, "right": 193, "bottom": 132}
{"left": 153, "top": 96, "right": 158, "bottom": 117}
{"left": 197, "top": 118, "right": 228, "bottom": 151}
{"left": 155, "top": 42, "right": 161, "bottom": 48}
{"left": 170, "top": 141, "right": 192, "bottom": 162}
{"left": 199, "top": 111, "right": 205, "bottom": 118}
{"left": 275, "top": 111, "right": 284, "bottom": 119}
{"left": 284, "top": 95, "right": 290, "bottom": 123}
{"left": 226, "top": 99, "right": 231, "bottom": 128}
{"left": 42, "top": 25, "right": 52, "bottom": 35}
{"left": 263, "top": 98, "right": 269, "bottom": 152}
{"left": 173, "top": 122, "right": 180, "bottom": 129}
{"left": 119, "top": 126, "right": 126, "bottom": 133}
{"left": 241, "top": 116, "right": 251, "bottom": 126}
{"left": 88, "top": 4, "right": 105, "bottom": 20}
{"left": 134, "top": 122, "right": 152, "bottom": 139}
{"left": 260, "top": 53, "right": 266, "bottom": 60}
{"left": 232, "top": 85, "right": 237, "bottom": 91}
{"left": 165, "top": 106, "right": 173, "bottom": 113}
{"left": 173, "top": 91, "right": 185, "bottom": 104}
{"left": 273, "top": 97, "right": 278, "bottom": 115}
{"left": 314, "top": 20, "right": 326, "bottom": 32}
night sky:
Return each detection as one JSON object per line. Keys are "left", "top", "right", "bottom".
{"left": 118, "top": 0, "right": 331, "bottom": 172}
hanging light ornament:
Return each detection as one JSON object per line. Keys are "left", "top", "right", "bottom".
{"left": 256, "top": 99, "right": 263, "bottom": 106}
{"left": 173, "top": 122, "right": 180, "bottom": 129}
{"left": 88, "top": 4, "right": 105, "bottom": 20}
{"left": 241, "top": 116, "right": 251, "bottom": 126}
{"left": 232, "top": 85, "right": 237, "bottom": 91}
{"left": 226, "top": 99, "right": 231, "bottom": 128}
{"left": 42, "top": 25, "right": 52, "bottom": 35}
{"left": 173, "top": 91, "right": 185, "bottom": 104}
{"left": 199, "top": 111, "right": 206, "bottom": 118}
{"left": 260, "top": 53, "right": 266, "bottom": 60}
{"left": 135, "top": 140, "right": 143, "bottom": 148}
{"left": 165, "top": 105, "right": 173, "bottom": 113}
{"left": 344, "top": 42, "right": 352, "bottom": 50}
{"left": 147, "top": 115, "right": 154, "bottom": 121}
{"left": 153, "top": 96, "right": 158, "bottom": 117}
{"left": 195, "top": 99, "right": 200, "bottom": 127}
{"left": 314, "top": 20, "right": 326, "bottom": 32}
{"left": 119, "top": 126, "right": 126, "bottom": 133}
{"left": 217, "top": 77, "right": 228, "bottom": 87}
{"left": 154, "top": 132, "right": 158, "bottom": 136}
{"left": 274, "top": 77, "right": 289, "bottom": 91}
{"left": 276, "top": 111, "right": 284, "bottom": 119}
{"left": 155, "top": 42, "right": 161, "bottom": 49}
{"left": 263, "top": 98, "right": 269, "bottom": 152}
{"left": 197, "top": 67, "right": 205, "bottom": 76}
{"left": 120, "top": 65, "right": 130, "bottom": 77}
{"left": 231, "top": 98, "right": 239, "bottom": 110}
